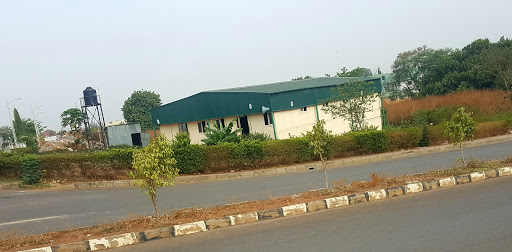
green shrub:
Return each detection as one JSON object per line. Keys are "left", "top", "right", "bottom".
{"left": 410, "top": 106, "right": 459, "bottom": 126}
{"left": 474, "top": 121, "right": 509, "bottom": 139}
{"left": 331, "top": 135, "right": 358, "bottom": 158}
{"left": 230, "top": 140, "right": 264, "bottom": 166}
{"left": 0, "top": 152, "right": 23, "bottom": 178}
{"left": 350, "top": 131, "right": 387, "bottom": 154}
{"left": 418, "top": 126, "right": 430, "bottom": 147}
{"left": 428, "top": 124, "right": 446, "bottom": 145}
{"left": 201, "top": 144, "right": 232, "bottom": 173}
{"left": 385, "top": 127, "right": 422, "bottom": 150}
{"left": 21, "top": 155, "right": 42, "bottom": 185}
{"left": 240, "top": 132, "right": 273, "bottom": 141}
{"left": 171, "top": 134, "right": 205, "bottom": 174}
{"left": 295, "top": 136, "right": 316, "bottom": 163}
{"left": 261, "top": 139, "right": 301, "bottom": 166}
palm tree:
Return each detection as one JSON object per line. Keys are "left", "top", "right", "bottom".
{"left": 60, "top": 108, "right": 84, "bottom": 133}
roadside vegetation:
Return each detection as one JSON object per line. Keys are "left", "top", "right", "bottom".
{"left": 2, "top": 157, "right": 510, "bottom": 252}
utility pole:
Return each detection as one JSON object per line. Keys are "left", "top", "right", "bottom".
{"left": 6, "top": 97, "right": 21, "bottom": 148}
{"left": 31, "top": 104, "right": 44, "bottom": 145}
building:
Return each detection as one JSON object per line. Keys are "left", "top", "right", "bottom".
{"left": 106, "top": 124, "right": 150, "bottom": 147}
{"left": 151, "top": 77, "right": 383, "bottom": 144}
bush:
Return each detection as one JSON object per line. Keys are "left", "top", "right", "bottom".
{"left": 428, "top": 124, "right": 446, "bottom": 145}
{"left": 330, "top": 135, "right": 358, "bottom": 158}
{"left": 261, "top": 139, "right": 302, "bottom": 166}
{"left": 474, "top": 121, "right": 509, "bottom": 139}
{"left": 0, "top": 152, "right": 22, "bottom": 178}
{"left": 230, "top": 140, "right": 264, "bottom": 167}
{"left": 201, "top": 144, "right": 233, "bottom": 173}
{"left": 171, "top": 134, "right": 205, "bottom": 174}
{"left": 410, "top": 106, "right": 460, "bottom": 126}
{"left": 350, "top": 131, "right": 387, "bottom": 154}
{"left": 21, "top": 155, "right": 42, "bottom": 185}
{"left": 385, "top": 127, "right": 422, "bottom": 150}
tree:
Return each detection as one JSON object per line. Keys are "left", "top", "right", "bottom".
{"left": 122, "top": 90, "right": 162, "bottom": 131}
{"left": 201, "top": 118, "right": 242, "bottom": 145}
{"left": 322, "top": 80, "right": 378, "bottom": 131}
{"left": 0, "top": 126, "right": 13, "bottom": 142}
{"left": 304, "top": 120, "right": 333, "bottom": 189}
{"left": 390, "top": 46, "right": 432, "bottom": 97}
{"left": 334, "top": 67, "right": 373, "bottom": 77}
{"left": 129, "top": 135, "right": 179, "bottom": 216}
{"left": 444, "top": 107, "right": 476, "bottom": 166}
{"left": 292, "top": 75, "right": 313, "bottom": 81}
{"left": 478, "top": 45, "right": 512, "bottom": 97}
{"left": 60, "top": 108, "right": 84, "bottom": 133}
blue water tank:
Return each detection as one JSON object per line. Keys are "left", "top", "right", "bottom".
{"left": 83, "top": 87, "right": 99, "bottom": 106}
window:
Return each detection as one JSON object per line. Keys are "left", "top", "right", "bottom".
{"left": 178, "top": 123, "right": 188, "bottom": 133}
{"left": 236, "top": 117, "right": 240, "bottom": 128}
{"left": 197, "top": 121, "right": 206, "bottom": 133}
{"left": 215, "top": 119, "right": 225, "bottom": 129}
{"left": 300, "top": 107, "right": 307, "bottom": 112}
{"left": 264, "top": 112, "right": 273, "bottom": 125}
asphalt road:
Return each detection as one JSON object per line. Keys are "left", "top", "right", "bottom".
{"left": 112, "top": 175, "right": 512, "bottom": 252}
{"left": 0, "top": 140, "right": 511, "bottom": 235}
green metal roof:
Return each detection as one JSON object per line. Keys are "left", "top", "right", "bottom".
{"left": 151, "top": 77, "right": 382, "bottom": 125}
{"left": 208, "top": 77, "right": 378, "bottom": 94}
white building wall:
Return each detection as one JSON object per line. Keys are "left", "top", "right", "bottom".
{"left": 159, "top": 124, "right": 179, "bottom": 140}
{"left": 247, "top": 114, "right": 274, "bottom": 138}
{"left": 273, "top": 105, "right": 317, "bottom": 139}
{"left": 318, "top": 97, "right": 382, "bottom": 135}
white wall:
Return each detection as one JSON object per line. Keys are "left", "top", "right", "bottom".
{"left": 318, "top": 97, "right": 382, "bottom": 134}
{"left": 273, "top": 105, "right": 317, "bottom": 139}
{"left": 159, "top": 123, "right": 178, "bottom": 141}
{"left": 248, "top": 114, "right": 275, "bottom": 138}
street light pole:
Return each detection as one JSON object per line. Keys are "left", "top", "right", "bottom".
{"left": 6, "top": 97, "right": 21, "bottom": 148}
{"left": 31, "top": 104, "right": 44, "bottom": 145}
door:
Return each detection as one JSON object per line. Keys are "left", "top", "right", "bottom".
{"left": 131, "top": 133, "right": 142, "bottom": 147}
{"left": 239, "top": 116, "right": 250, "bottom": 135}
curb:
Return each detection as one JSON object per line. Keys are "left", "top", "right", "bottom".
{"left": 19, "top": 166, "right": 512, "bottom": 252}
{"left": 57, "top": 134, "right": 512, "bottom": 190}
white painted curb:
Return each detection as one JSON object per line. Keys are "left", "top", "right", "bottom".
{"left": 173, "top": 221, "right": 207, "bottom": 236}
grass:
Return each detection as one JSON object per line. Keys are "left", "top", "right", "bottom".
{"left": 2, "top": 157, "right": 510, "bottom": 252}
{"left": 385, "top": 90, "right": 512, "bottom": 125}
{"left": 0, "top": 178, "right": 19, "bottom": 184}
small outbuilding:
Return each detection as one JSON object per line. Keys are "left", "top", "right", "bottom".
{"left": 151, "top": 77, "right": 383, "bottom": 144}
{"left": 106, "top": 124, "right": 150, "bottom": 147}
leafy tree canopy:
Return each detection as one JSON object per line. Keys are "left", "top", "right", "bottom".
{"left": 122, "top": 90, "right": 162, "bottom": 131}
{"left": 389, "top": 37, "right": 512, "bottom": 98}
{"left": 60, "top": 108, "right": 84, "bottom": 133}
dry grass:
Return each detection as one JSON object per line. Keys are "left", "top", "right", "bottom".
{"left": 385, "top": 90, "right": 512, "bottom": 124}
{"left": 2, "top": 158, "right": 510, "bottom": 252}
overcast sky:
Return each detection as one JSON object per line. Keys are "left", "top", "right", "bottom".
{"left": 1, "top": 0, "right": 511, "bottom": 130}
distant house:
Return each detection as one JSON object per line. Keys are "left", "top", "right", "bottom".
{"left": 41, "top": 130, "right": 56, "bottom": 138}
{"left": 151, "top": 77, "right": 383, "bottom": 144}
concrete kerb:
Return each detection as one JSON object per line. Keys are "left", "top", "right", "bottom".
{"left": 54, "top": 134, "right": 512, "bottom": 190}
{"left": 19, "top": 167, "right": 509, "bottom": 252}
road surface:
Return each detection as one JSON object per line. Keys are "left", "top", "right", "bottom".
{"left": 0, "top": 140, "right": 511, "bottom": 235}
{"left": 113, "top": 175, "right": 512, "bottom": 252}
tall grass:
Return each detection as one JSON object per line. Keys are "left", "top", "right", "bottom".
{"left": 385, "top": 90, "right": 512, "bottom": 125}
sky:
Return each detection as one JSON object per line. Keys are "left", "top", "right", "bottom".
{"left": 1, "top": 0, "right": 511, "bottom": 130}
